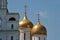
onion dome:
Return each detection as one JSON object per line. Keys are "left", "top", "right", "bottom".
{"left": 31, "top": 13, "right": 47, "bottom": 35}
{"left": 31, "top": 23, "right": 47, "bottom": 35}
{"left": 19, "top": 16, "right": 33, "bottom": 28}
{"left": 19, "top": 5, "right": 33, "bottom": 28}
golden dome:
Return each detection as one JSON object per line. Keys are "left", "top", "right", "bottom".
{"left": 31, "top": 13, "right": 47, "bottom": 35}
{"left": 19, "top": 5, "right": 33, "bottom": 29}
{"left": 19, "top": 16, "right": 33, "bottom": 28}
{"left": 31, "top": 23, "right": 47, "bottom": 35}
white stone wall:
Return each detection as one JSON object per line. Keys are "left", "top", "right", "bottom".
{"left": 32, "top": 35, "right": 47, "bottom": 40}
{"left": 0, "top": 32, "right": 6, "bottom": 40}
{"left": 6, "top": 31, "right": 19, "bottom": 40}
{"left": 6, "top": 13, "right": 19, "bottom": 30}
{"left": 0, "top": 9, "right": 7, "bottom": 30}
{"left": 0, "top": 0, "right": 19, "bottom": 40}
{"left": 25, "top": 32, "right": 31, "bottom": 40}
{"left": 6, "top": 13, "right": 19, "bottom": 40}
{"left": 19, "top": 28, "right": 31, "bottom": 40}
{"left": 0, "top": 0, "right": 7, "bottom": 8}
{"left": 20, "top": 32, "right": 24, "bottom": 40}
{"left": 0, "top": 31, "right": 19, "bottom": 40}
{"left": 7, "top": 22, "right": 18, "bottom": 30}
{"left": 3, "top": 0, "right": 7, "bottom": 8}
{"left": 0, "top": 7, "right": 19, "bottom": 40}
{"left": 6, "top": 14, "right": 19, "bottom": 22}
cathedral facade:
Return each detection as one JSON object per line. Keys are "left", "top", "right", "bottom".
{"left": 0, "top": 0, "right": 47, "bottom": 40}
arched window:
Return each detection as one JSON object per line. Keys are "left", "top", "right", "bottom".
{"left": 9, "top": 17, "right": 16, "bottom": 21}
{"left": 11, "top": 24, "right": 14, "bottom": 29}
{"left": 11, "top": 36, "right": 13, "bottom": 40}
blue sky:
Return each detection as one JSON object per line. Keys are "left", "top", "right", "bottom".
{"left": 8, "top": 0, "right": 60, "bottom": 40}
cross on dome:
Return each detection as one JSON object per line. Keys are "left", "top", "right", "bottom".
{"left": 24, "top": 5, "right": 27, "bottom": 17}
{"left": 37, "top": 12, "right": 40, "bottom": 24}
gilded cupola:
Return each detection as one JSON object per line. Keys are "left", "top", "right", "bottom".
{"left": 19, "top": 5, "right": 33, "bottom": 28}
{"left": 31, "top": 13, "right": 47, "bottom": 35}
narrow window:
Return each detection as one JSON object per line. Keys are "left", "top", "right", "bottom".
{"left": 24, "top": 33, "right": 25, "bottom": 40}
{"left": 39, "top": 37, "right": 40, "bottom": 40}
{"left": 11, "top": 36, "right": 13, "bottom": 40}
{"left": 11, "top": 24, "right": 14, "bottom": 29}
